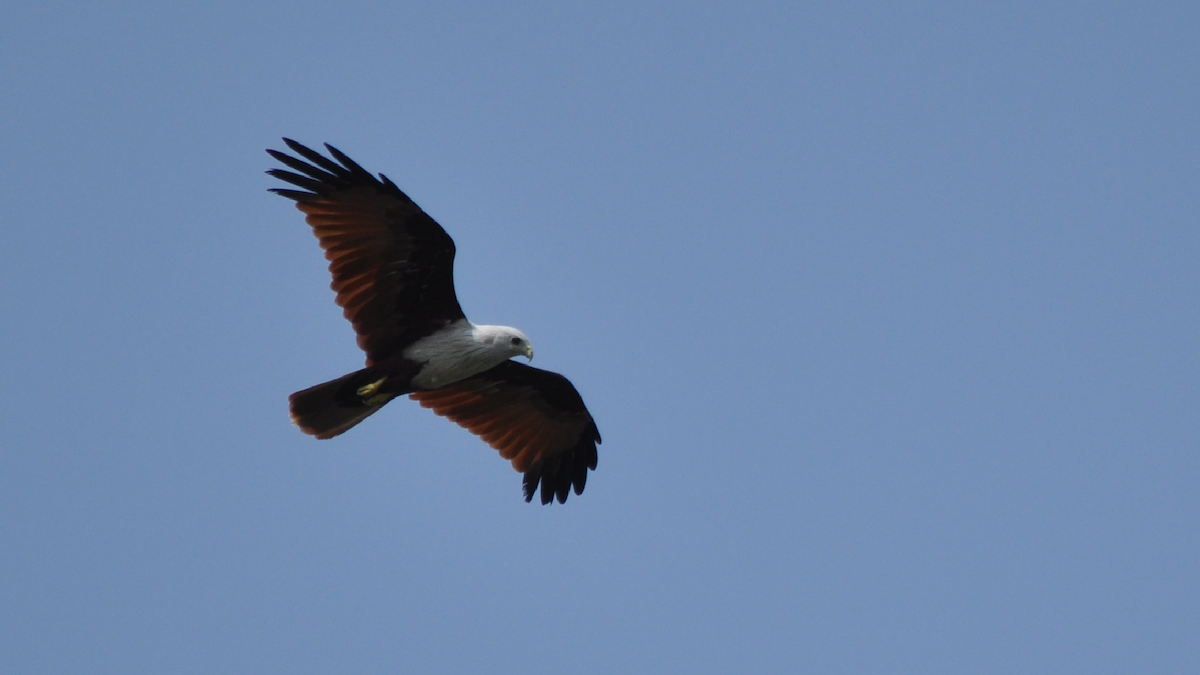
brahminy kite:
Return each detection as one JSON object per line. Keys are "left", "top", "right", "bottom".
{"left": 268, "top": 139, "right": 599, "bottom": 504}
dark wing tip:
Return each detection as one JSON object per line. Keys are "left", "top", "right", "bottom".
{"left": 324, "top": 143, "right": 373, "bottom": 179}
{"left": 266, "top": 168, "right": 328, "bottom": 193}
{"left": 269, "top": 187, "right": 319, "bottom": 202}
{"left": 522, "top": 435, "right": 600, "bottom": 505}
{"left": 267, "top": 138, "right": 412, "bottom": 207}
{"left": 266, "top": 138, "right": 379, "bottom": 195}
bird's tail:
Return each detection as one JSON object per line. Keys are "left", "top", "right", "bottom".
{"left": 288, "top": 367, "right": 398, "bottom": 439}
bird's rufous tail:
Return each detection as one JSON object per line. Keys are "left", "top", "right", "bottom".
{"left": 288, "top": 367, "right": 396, "bottom": 439}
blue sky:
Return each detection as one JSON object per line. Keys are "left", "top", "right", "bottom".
{"left": 2, "top": 1, "right": 1197, "bottom": 673}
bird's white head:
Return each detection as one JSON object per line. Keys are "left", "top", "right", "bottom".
{"left": 474, "top": 324, "right": 534, "bottom": 361}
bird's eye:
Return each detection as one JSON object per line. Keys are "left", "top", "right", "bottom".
{"left": 510, "top": 337, "right": 522, "bottom": 345}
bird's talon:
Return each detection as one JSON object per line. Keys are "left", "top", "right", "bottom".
{"left": 357, "top": 377, "right": 387, "bottom": 399}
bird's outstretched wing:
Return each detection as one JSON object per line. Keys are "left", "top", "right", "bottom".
{"left": 409, "top": 361, "right": 601, "bottom": 504}
{"left": 268, "top": 138, "right": 465, "bottom": 365}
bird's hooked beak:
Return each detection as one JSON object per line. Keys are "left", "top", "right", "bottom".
{"left": 525, "top": 343, "right": 534, "bottom": 361}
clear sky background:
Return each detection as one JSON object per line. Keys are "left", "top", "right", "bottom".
{"left": 2, "top": 2, "right": 1197, "bottom": 673}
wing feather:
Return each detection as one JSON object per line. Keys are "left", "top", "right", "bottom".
{"left": 410, "top": 361, "right": 600, "bottom": 504}
{"left": 268, "top": 139, "right": 465, "bottom": 364}
{"left": 280, "top": 138, "right": 346, "bottom": 174}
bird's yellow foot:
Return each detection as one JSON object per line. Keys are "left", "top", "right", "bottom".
{"left": 357, "top": 377, "right": 390, "bottom": 405}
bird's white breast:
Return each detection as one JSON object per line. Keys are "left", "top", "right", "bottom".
{"left": 404, "top": 320, "right": 511, "bottom": 389}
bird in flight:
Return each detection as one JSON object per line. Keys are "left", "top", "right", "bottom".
{"left": 268, "top": 139, "right": 599, "bottom": 504}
